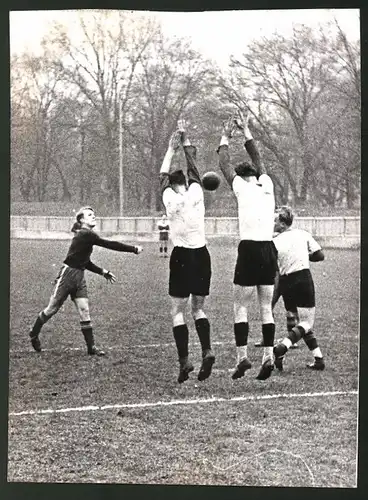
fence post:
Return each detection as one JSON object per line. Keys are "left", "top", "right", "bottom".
{"left": 343, "top": 217, "right": 347, "bottom": 237}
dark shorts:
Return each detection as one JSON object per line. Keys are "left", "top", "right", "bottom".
{"left": 279, "top": 269, "right": 315, "bottom": 309}
{"left": 159, "top": 232, "right": 169, "bottom": 242}
{"left": 234, "top": 240, "right": 278, "bottom": 286}
{"left": 51, "top": 265, "right": 88, "bottom": 306}
{"left": 169, "top": 246, "right": 211, "bottom": 298}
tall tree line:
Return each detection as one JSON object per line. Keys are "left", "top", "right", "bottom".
{"left": 11, "top": 12, "right": 360, "bottom": 214}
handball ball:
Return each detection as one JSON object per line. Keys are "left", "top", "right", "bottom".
{"left": 202, "top": 171, "right": 221, "bottom": 191}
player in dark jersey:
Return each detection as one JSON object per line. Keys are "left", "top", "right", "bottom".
{"left": 28, "top": 206, "right": 143, "bottom": 356}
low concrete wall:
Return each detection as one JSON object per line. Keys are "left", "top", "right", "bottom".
{"left": 10, "top": 216, "right": 360, "bottom": 249}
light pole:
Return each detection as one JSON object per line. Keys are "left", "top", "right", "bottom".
{"left": 118, "top": 96, "right": 124, "bottom": 217}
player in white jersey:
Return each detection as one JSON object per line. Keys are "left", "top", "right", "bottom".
{"left": 273, "top": 206, "right": 325, "bottom": 371}
{"left": 218, "top": 111, "right": 278, "bottom": 381}
{"left": 159, "top": 123, "right": 215, "bottom": 384}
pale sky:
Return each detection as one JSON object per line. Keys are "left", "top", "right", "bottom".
{"left": 9, "top": 9, "right": 360, "bottom": 68}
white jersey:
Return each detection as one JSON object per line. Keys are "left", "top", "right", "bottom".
{"left": 273, "top": 228, "right": 321, "bottom": 276}
{"left": 233, "top": 174, "right": 275, "bottom": 241}
{"left": 162, "top": 183, "right": 206, "bottom": 248}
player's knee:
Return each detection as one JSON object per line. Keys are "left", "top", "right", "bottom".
{"left": 44, "top": 304, "right": 59, "bottom": 317}
{"left": 77, "top": 304, "right": 90, "bottom": 319}
{"left": 171, "top": 303, "right": 184, "bottom": 321}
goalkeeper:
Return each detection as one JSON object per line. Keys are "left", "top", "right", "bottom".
{"left": 28, "top": 206, "right": 143, "bottom": 356}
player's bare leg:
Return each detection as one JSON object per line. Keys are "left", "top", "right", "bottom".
{"left": 29, "top": 296, "right": 61, "bottom": 352}
{"left": 74, "top": 297, "right": 105, "bottom": 356}
{"left": 191, "top": 295, "right": 215, "bottom": 381}
{"left": 171, "top": 296, "right": 193, "bottom": 383}
{"left": 256, "top": 284, "right": 275, "bottom": 380}
{"left": 232, "top": 285, "right": 254, "bottom": 379}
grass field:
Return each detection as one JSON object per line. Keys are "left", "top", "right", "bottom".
{"left": 8, "top": 239, "right": 360, "bottom": 487}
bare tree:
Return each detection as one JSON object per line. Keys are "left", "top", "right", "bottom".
{"left": 126, "top": 34, "right": 214, "bottom": 211}
{"left": 47, "top": 11, "right": 160, "bottom": 203}
{"left": 218, "top": 23, "right": 360, "bottom": 208}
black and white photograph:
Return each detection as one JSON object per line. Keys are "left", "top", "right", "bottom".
{"left": 8, "top": 8, "right": 360, "bottom": 487}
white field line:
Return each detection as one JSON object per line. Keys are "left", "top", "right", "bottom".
{"left": 9, "top": 390, "right": 357, "bottom": 417}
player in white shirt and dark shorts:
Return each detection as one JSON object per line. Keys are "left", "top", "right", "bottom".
{"left": 218, "top": 111, "right": 278, "bottom": 381}
{"left": 159, "top": 123, "right": 215, "bottom": 384}
{"left": 273, "top": 206, "right": 325, "bottom": 371}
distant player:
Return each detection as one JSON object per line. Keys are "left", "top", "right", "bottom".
{"left": 158, "top": 213, "right": 170, "bottom": 257}
{"left": 159, "top": 122, "right": 215, "bottom": 384}
{"left": 272, "top": 206, "right": 325, "bottom": 371}
{"left": 28, "top": 207, "right": 143, "bottom": 356}
{"left": 218, "top": 110, "right": 277, "bottom": 381}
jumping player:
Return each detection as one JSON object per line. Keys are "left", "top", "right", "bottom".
{"left": 159, "top": 122, "right": 215, "bottom": 384}
{"left": 218, "top": 110, "right": 278, "bottom": 381}
{"left": 158, "top": 214, "right": 170, "bottom": 257}
{"left": 28, "top": 207, "right": 143, "bottom": 356}
{"left": 272, "top": 206, "right": 325, "bottom": 371}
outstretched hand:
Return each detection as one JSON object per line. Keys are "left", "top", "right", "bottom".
{"left": 177, "top": 119, "right": 186, "bottom": 133}
{"left": 135, "top": 245, "right": 143, "bottom": 254}
{"left": 222, "top": 116, "right": 237, "bottom": 139}
{"left": 237, "top": 108, "right": 253, "bottom": 140}
{"left": 177, "top": 119, "right": 189, "bottom": 145}
{"left": 103, "top": 270, "right": 117, "bottom": 284}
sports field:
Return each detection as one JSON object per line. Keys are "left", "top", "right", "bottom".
{"left": 8, "top": 239, "right": 360, "bottom": 487}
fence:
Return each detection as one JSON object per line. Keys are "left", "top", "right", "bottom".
{"left": 10, "top": 216, "right": 360, "bottom": 248}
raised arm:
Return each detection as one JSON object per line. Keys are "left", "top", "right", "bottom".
{"left": 237, "top": 109, "right": 266, "bottom": 177}
{"left": 177, "top": 119, "right": 202, "bottom": 186}
{"left": 217, "top": 117, "right": 237, "bottom": 188}
{"left": 159, "top": 129, "right": 182, "bottom": 194}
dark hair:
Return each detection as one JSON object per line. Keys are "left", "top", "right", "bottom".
{"left": 235, "top": 161, "right": 257, "bottom": 177}
{"left": 71, "top": 206, "right": 94, "bottom": 232}
{"left": 276, "top": 205, "right": 294, "bottom": 227}
{"left": 169, "top": 170, "right": 186, "bottom": 186}
{"left": 71, "top": 221, "right": 82, "bottom": 233}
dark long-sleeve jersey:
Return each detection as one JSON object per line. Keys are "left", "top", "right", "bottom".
{"left": 64, "top": 228, "right": 137, "bottom": 275}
